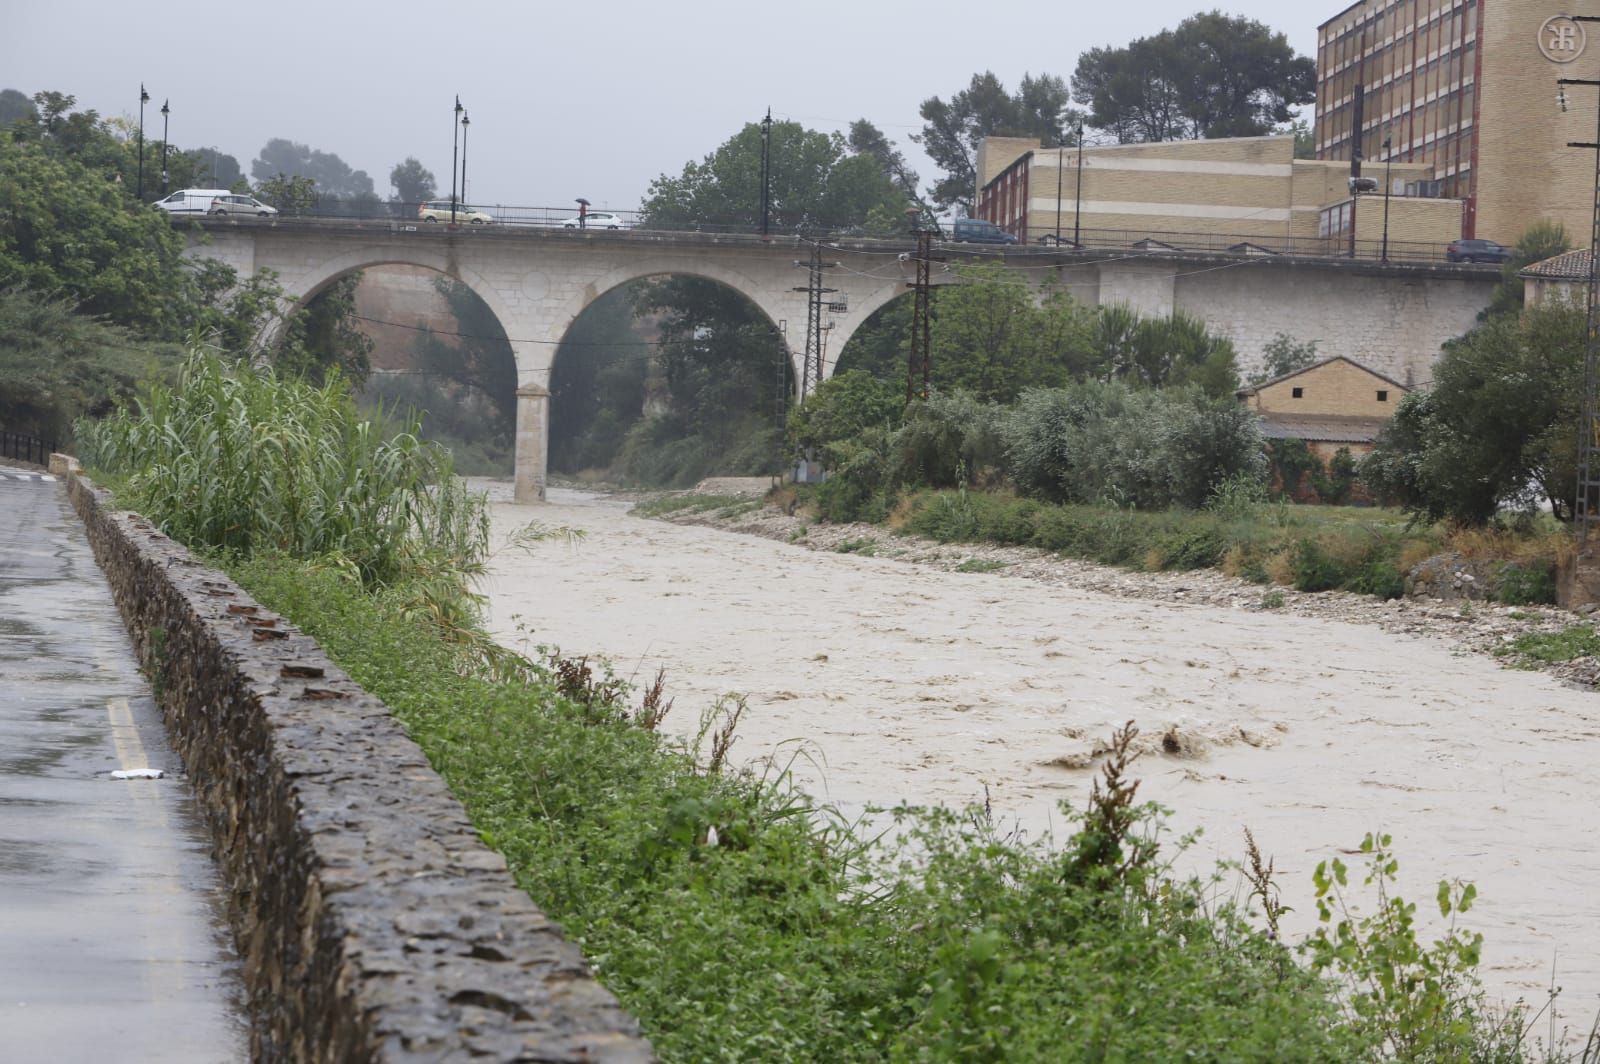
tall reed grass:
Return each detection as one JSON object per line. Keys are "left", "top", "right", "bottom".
{"left": 79, "top": 351, "right": 489, "bottom": 598}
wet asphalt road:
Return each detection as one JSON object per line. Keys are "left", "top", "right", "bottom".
{"left": 0, "top": 469, "right": 247, "bottom": 1061}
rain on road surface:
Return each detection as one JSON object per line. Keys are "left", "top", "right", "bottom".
{"left": 0, "top": 469, "right": 247, "bottom": 1061}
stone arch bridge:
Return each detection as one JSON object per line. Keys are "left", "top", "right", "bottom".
{"left": 186, "top": 218, "right": 1495, "bottom": 503}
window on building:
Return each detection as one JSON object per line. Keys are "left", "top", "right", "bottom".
{"left": 1293, "top": 387, "right": 1305, "bottom": 399}
{"left": 1377, "top": 390, "right": 1389, "bottom": 401}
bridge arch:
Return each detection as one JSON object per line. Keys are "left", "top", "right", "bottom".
{"left": 274, "top": 245, "right": 523, "bottom": 357}
{"left": 546, "top": 255, "right": 797, "bottom": 379}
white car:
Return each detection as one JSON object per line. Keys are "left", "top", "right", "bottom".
{"left": 562, "top": 212, "right": 628, "bottom": 230}
{"left": 153, "top": 188, "right": 233, "bottom": 214}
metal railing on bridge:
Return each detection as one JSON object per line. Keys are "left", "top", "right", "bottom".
{"left": 183, "top": 201, "right": 1494, "bottom": 268}
{"left": 1, "top": 431, "right": 55, "bottom": 468}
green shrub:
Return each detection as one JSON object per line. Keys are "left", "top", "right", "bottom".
{"left": 1291, "top": 539, "right": 1347, "bottom": 593}
{"left": 889, "top": 392, "right": 1005, "bottom": 489}
{"left": 1348, "top": 559, "right": 1405, "bottom": 600}
{"left": 1494, "top": 562, "right": 1557, "bottom": 606}
{"left": 1002, "top": 381, "right": 1265, "bottom": 510}
{"left": 1151, "top": 523, "right": 1226, "bottom": 570}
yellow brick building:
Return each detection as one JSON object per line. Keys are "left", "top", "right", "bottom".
{"left": 1315, "top": 0, "right": 1596, "bottom": 245}
{"left": 974, "top": 134, "right": 1456, "bottom": 255}
{"left": 1237, "top": 356, "right": 1410, "bottom": 483}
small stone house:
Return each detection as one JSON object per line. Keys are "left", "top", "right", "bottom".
{"left": 1237, "top": 356, "right": 1409, "bottom": 500}
{"left": 1520, "top": 249, "right": 1589, "bottom": 307}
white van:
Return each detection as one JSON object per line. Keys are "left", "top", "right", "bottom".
{"left": 152, "top": 188, "right": 233, "bottom": 215}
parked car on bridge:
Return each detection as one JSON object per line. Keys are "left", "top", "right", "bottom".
{"left": 947, "top": 218, "right": 1018, "bottom": 245}
{"left": 1445, "top": 238, "right": 1509, "bottom": 264}
{"left": 561, "top": 211, "right": 629, "bottom": 230}
{"left": 207, "top": 193, "right": 278, "bottom": 218}
{"left": 418, "top": 199, "right": 494, "bottom": 224}
{"left": 153, "top": 188, "right": 233, "bottom": 215}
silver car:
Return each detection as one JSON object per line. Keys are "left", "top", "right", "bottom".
{"left": 208, "top": 193, "right": 278, "bottom": 218}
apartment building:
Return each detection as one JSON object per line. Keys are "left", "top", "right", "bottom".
{"left": 1315, "top": 0, "right": 1595, "bottom": 243}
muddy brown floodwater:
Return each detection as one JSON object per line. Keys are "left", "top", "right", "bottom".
{"left": 480, "top": 484, "right": 1600, "bottom": 1026}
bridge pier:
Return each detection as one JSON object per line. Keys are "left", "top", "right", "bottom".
{"left": 514, "top": 383, "right": 550, "bottom": 504}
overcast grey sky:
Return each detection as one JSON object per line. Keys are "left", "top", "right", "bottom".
{"left": 6, "top": 1, "right": 1318, "bottom": 211}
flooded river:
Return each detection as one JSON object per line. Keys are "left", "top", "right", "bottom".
{"left": 480, "top": 484, "right": 1600, "bottom": 1025}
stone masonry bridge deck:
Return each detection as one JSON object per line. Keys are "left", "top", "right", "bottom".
{"left": 181, "top": 217, "right": 1498, "bottom": 503}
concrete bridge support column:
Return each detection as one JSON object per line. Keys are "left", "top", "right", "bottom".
{"left": 514, "top": 383, "right": 551, "bottom": 504}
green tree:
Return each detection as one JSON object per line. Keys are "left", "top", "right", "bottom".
{"left": 253, "top": 173, "right": 319, "bottom": 214}
{"left": 1072, "top": 13, "right": 1313, "bottom": 143}
{"left": 191, "top": 147, "right": 242, "bottom": 188}
{"left": 0, "top": 88, "right": 36, "bottom": 126}
{"left": 847, "top": 119, "right": 920, "bottom": 201}
{"left": 0, "top": 288, "right": 182, "bottom": 443}
{"left": 1362, "top": 303, "right": 1583, "bottom": 523}
{"left": 929, "top": 266, "right": 1097, "bottom": 401}
{"left": 642, "top": 119, "right": 905, "bottom": 232}
{"left": 0, "top": 134, "right": 192, "bottom": 333}
{"left": 914, "top": 72, "right": 1083, "bottom": 213}
{"left": 389, "top": 157, "right": 437, "bottom": 205}
{"left": 271, "top": 273, "right": 374, "bottom": 386}
{"left": 1250, "top": 332, "right": 1320, "bottom": 384}
{"left": 251, "top": 137, "right": 375, "bottom": 199}
{"left": 787, "top": 368, "right": 903, "bottom": 460}
{"left": 1481, "top": 219, "right": 1570, "bottom": 320}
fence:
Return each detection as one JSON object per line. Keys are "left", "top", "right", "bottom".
{"left": 0, "top": 431, "right": 54, "bottom": 468}
{"left": 187, "top": 203, "right": 1500, "bottom": 268}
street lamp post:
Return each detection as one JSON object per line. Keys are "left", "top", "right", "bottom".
{"left": 159, "top": 99, "right": 169, "bottom": 195}
{"left": 450, "top": 95, "right": 462, "bottom": 224}
{"left": 1054, "top": 132, "right": 1064, "bottom": 245}
{"left": 760, "top": 108, "right": 772, "bottom": 239}
{"left": 137, "top": 85, "right": 149, "bottom": 201}
{"left": 1073, "top": 123, "right": 1085, "bottom": 247}
{"left": 460, "top": 111, "right": 470, "bottom": 207}
{"left": 1380, "top": 135, "right": 1393, "bottom": 262}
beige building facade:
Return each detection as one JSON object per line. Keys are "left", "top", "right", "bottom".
{"left": 1315, "top": 0, "right": 1596, "bottom": 244}
{"left": 975, "top": 134, "right": 1458, "bottom": 254}
{"left": 1237, "top": 356, "right": 1410, "bottom": 489}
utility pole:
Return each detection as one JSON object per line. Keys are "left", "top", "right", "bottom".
{"left": 760, "top": 108, "right": 772, "bottom": 239}
{"left": 904, "top": 208, "right": 941, "bottom": 403}
{"left": 1559, "top": 39, "right": 1600, "bottom": 545}
{"left": 792, "top": 241, "right": 841, "bottom": 398}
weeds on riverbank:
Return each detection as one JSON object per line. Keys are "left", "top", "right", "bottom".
{"left": 802, "top": 485, "right": 1565, "bottom": 605}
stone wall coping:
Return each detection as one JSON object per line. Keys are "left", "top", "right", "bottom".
{"left": 67, "top": 472, "right": 653, "bottom": 1063}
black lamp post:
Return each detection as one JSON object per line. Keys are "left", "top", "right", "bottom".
{"left": 159, "top": 99, "right": 169, "bottom": 195}
{"left": 460, "top": 110, "right": 470, "bottom": 207}
{"left": 575, "top": 197, "right": 590, "bottom": 229}
{"left": 137, "top": 85, "right": 149, "bottom": 201}
{"left": 1054, "top": 132, "right": 1064, "bottom": 245}
{"left": 450, "top": 95, "right": 462, "bottom": 224}
{"left": 1073, "top": 123, "right": 1085, "bottom": 247}
{"left": 1380, "top": 135, "right": 1393, "bottom": 262}
{"left": 760, "top": 108, "right": 772, "bottom": 238}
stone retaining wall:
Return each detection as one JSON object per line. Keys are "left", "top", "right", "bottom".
{"left": 67, "top": 473, "right": 653, "bottom": 1063}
